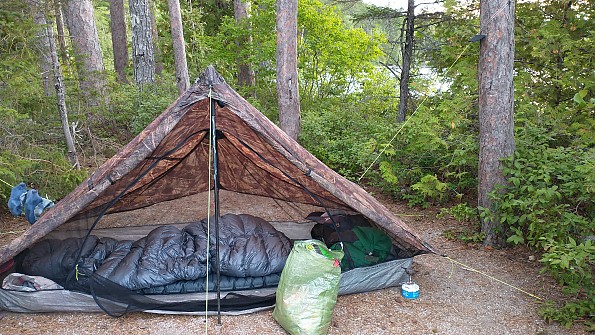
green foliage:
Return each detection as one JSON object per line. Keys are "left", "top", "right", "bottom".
{"left": 363, "top": 102, "right": 478, "bottom": 204}
{"left": 298, "top": 0, "right": 384, "bottom": 98}
{"left": 491, "top": 127, "right": 594, "bottom": 249}
{"left": 0, "top": 149, "right": 87, "bottom": 202}
{"left": 484, "top": 125, "right": 595, "bottom": 326}
{"left": 442, "top": 227, "right": 485, "bottom": 244}
{"left": 440, "top": 203, "right": 483, "bottom": 243}
{"left": 539, "top": 299, "right": 595, "bottom": 331}
{"left": 404, "top": 174, "right": 448, "bottom": 208}
{"left": 106, "top": 80, "right": 179, "bottom": 137}
{"left": 0, "top": 1, "right": 48, "bottom": 116}
{"left": 540, "top": 238, "right": 594, "bottom": 295}
{"left": 154, "top": 0, "right": 211, "bottom": 80}
{"left": 515, "top": 0, "right": 595, "bottom": 147}
{"left": 300, "top": 92, "right": 395, "bottom": 179}
{"left": 438, "top": 203, "right": 479, "bottom": 222}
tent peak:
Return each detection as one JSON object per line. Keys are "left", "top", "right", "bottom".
{"left": 197, "top": 65, "right": 226, "bottom": 87}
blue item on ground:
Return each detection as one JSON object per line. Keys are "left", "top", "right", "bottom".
{"left": 7, "top": 183, "right": 55, "bottom": 224}
{"left": 8, "top": 182, "right": 27, "bottom": 216}
{"left": 24, "top": 189, "right": 43, "bottom": 224}
{"left": 26, "top": 190, "right": 54, "bottom": 224}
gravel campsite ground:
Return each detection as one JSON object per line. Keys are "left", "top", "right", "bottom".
{"left": 0, "top": 194, "right": 589, "bottom": 335}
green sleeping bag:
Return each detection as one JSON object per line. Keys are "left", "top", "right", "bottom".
{"left": 333, "top": 226, "right": 393, "bottom": 271}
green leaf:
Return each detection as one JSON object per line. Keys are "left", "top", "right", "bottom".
{"left": 507, "top": 234, "right": 525, "bottom": 245}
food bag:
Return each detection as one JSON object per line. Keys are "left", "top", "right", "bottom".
{"left": 273, "top": 239, "right": 344, "bottom": 335}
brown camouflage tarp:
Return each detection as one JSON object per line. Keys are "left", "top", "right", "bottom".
{"left": 0, "top": 66, "right": 435, "bottom": 266}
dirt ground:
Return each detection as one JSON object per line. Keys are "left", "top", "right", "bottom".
{"left": 0, "top": 192, "right": 589, "bottom": 335}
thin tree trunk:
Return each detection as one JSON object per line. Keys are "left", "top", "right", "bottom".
{"left": 234, "top": 0, "right": 255, "bottom": 87}
{"left": 276, "top": 0, "right": 301, "bottom": 141}
{"left": 29, "top": 0, "right": 53, "bottom": 97}
{"left": 63, "top": 0, "right": 108, "bottom": 110}
{"left": 167, "top": 0, "right": 190, "bottom": 95}
{"left": 397, "top": 0, "right": 415, "bottom": 123}
{"left": 478, "top": 0, "right": 515, "bottom": 247}
{"left": 129, "top": 0, "right": 156, "bottom": 86}
{"left": 110, "top": 0, "right": 129, "bottom": 83}
{"left": 54, "top": 0, "right": 69, "bottom": 66}
{"left": 46, "top": 16, "right": 80, "bottom": 168}
{"left": 149, "top": 0, "right": 163, "bottom": 75}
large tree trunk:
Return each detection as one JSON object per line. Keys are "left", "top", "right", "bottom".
{"left": 129, "top": 0, "right": 156, "bottom": 86}
{"left": 28, "top": 0, "right": 53, "bottom": 97}
{"left": 234, "top": 0, "right": 255, "bottom": 87}
{"left": 110, "top": 0, "right": 129, "bottom": 83}
{"left": 397, "top": 0, "right": 415, "bottom": 123}
{"left": 63, "top": 0, "right": 108, "bottom": 110}
{"left": 167, "top": 0, "right": 190, "bottom": 95}
{"left": 46, "top": 15, "right": 80, "bottom": 168}
{"left": 478, "top": 0, "right": 515, "bottom": 247}
{"left": 276, "top": 0, "right": 301, "bottom": 141}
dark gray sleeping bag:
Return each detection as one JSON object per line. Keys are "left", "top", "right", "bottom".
{"left": 18, "top": 214, "right": 292, "bottom": 293}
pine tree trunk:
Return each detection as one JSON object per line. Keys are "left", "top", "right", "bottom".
{"left": 478, "top": 0, "right": 515, "bottom": 247}
{"left": 276, "top": 0, "right": 301, "bottom": 141}
{"left": 129, "top": 0, "right": 156, "bottom": 86}
{"left": 167, "top": 0, "right": 190, "bottom": 95}
{"left": 29, "top": 0, "right": 53, "bottom": 97}
{"left": 235, "top": 0, "right": 255, "bottom": 87}
{"left": 46, "top": 16, "right": 80, "bottom": 168}
{"left": 110, "top": 0, "right": 129, "bottom": 83}
{"left": 397, "top": 0, "right": 415, "bottom": 123}
{"left": 63, "top": 0, "right": 108, "bottom": 110}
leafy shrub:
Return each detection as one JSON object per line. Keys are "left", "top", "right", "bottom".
{"left": 404, "top": 174, "right": 448, "bottom": 208}
{"left": 439, "top": 203, "right": 484, "bottom": 243}
{"left": 438, "top": 202, "right": 479, "bottom": 222}
{"left": 486, "top": 125, "right": 595, "bottom": 326}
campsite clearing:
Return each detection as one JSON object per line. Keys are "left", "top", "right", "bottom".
{"left": 0, "top": 195, "right": 587, "bottom": 335}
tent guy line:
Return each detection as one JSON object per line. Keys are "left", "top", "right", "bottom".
{"left": 443, "top": 255, "right": 544, "bottom": 301}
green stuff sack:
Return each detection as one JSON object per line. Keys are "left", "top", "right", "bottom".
{"left": 273, "top": 239, "right": 344, "bottom": 335}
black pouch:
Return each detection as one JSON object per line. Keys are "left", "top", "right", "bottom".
{"left": 307, "top": 211, "right": 371, "bottom": 247}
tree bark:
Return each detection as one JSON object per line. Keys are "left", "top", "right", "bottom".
{"left": 478, "top": 0, "right": 515, "bottom": 247}
{"left": 129, "top": 0, "right": 156, "bottom": 86}
{"left": 109, "top": 0, "right": 129, "bottom": 83}
{"left": 234, "top": 0, "right": 255, "bottom": 87}
{"left": 46, "top": 15, "right": 80, "bottom": 168}
{"left": 167, "top": 0, "right": 190, "bottom": 95}
{"left": 276, "top": 0, "right": 301, "bottom": 141}
{"left": 63, "top": 0, "right": 108, "bottom": 110}
{"left": 28, "top": 0, "right": 53, "bottom": 97}
{"left": 397, "top": 0, "right": 415, "bottom": 123}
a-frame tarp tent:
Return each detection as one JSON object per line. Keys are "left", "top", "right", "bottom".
{"left": 0, "top": 66, "right": 436, "bottom": 315}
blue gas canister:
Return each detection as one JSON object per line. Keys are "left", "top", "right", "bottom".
{"left": 401, "top": 280, "right": 420, "bottom": 299}
{"left": 401, "top": 268, "right": 419, "bottom": 299}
